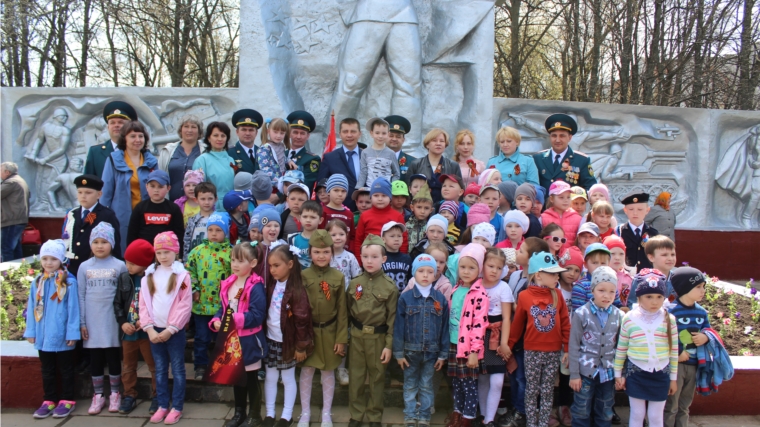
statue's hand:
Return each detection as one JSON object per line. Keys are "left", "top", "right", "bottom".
{"left": 750, "top": 160, "right": 760, "bottom": 169}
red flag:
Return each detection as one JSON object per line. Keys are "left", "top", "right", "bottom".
{"left": 323, "top": 110, "right": 336, "bottom": 158}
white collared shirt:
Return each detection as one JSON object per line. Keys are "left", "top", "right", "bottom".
{"left": 111, "top": 141, "right": 118, "bottom": 151}
{"left": 342, "top": 146, "right": 361, "bottom": 175}
{"left": 551, "top": 148, "right": 568, "bottom": 164}
{"left": 289, "top": 147, "right": 304, "bottom": 159}
{"left": 81, "top": 203, "right": 98, "bottom": 218}
{"left": 628, "top": 222, "right": 643, "bottom": 236}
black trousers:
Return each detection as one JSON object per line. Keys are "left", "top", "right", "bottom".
{"left": 89, "top": 347, "right": 122, "bottom": 377}
{"left": 234, "top": 370, "right": 262, "bottom": 418}
{"left": 557, "top": 372, "right": 574, "bottom": 407}
{"left": 39, "top": 350, "right": 76, "bottom": 401}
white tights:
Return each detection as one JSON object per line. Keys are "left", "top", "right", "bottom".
{"left": 478, "top": 373, "right": 504, "bottom": 423}
{"left": 265, "top": 366, "right": 297, "bottom": 420}
{"left": 298, "top": 367, "right": 336, "bottom": 423}
{"left": 629, "top": 397, "right": 666, "bottom": 427}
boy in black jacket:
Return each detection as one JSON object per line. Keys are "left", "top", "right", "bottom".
{"left": 126, "top": 170, "right": 185, "bottom": 257}
{"left": 113, "top": 239, "right": 157, "bottom": 414}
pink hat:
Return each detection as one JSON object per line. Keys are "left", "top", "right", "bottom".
{"left": 183, "top": 169, "right": 205, "bottom": 186}
{"left": 558, "top": 246, "right": 584, "bottom": 270}
{"left": 467, "top": 203, "right": 491, "bottom": 227}
{"left": 602, "top": 235, "right": 626, "bottom": 253}
{"left": 154, "top": 231, "right": 180, "bottom": 254}
{"left": 478, "top": 168, "right": 499, "bottom": 186}
{"left": 460, "top": 243, "right": 486, "bottom": 272}
{"left": 588, "top": 183, "right": 610, "bottom": 202}
{"left": 549, "top": 181, "right": 572, "bottom": 196}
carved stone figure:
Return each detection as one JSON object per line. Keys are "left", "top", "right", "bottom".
{"left": 507, "top": 112, "right": 631, "bottom": 153}
{"left": 716, "top": 125, "right": 760, "bottom": 228}
{"left": 47, "top": 157, "right": 85, "bottom": 211}
{"left": 331, "top": 0, "right": 422, "bottom": 151}
{"left": 24, "top": 108, "right": 72, "bottom": 210}
{"left": 590, "top": 143, "right": 627, "bottom": 183}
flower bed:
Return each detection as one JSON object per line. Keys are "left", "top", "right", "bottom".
{"left": 0, "top": 259, "right": 40, "bottom": 340}
{"left": 700, "top": 276, "right": 760, "bottom": 356}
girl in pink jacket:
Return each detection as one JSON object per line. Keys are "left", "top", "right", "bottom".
{"left": 540, "top": 181, "right": 581, "bottom": 252}
{"left": 138, "top": 232, "right": 192, "bottom": 425}
{"left": 446, "top": 243, "right": 490, "bottom": 427}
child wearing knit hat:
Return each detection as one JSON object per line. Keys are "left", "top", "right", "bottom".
{"left": 323, "top": 173, "right": 355, "bottom": 253}
{"left": 410, "top": 214, "right": 455, "bottom": 259}
{"left": 570, "top": 243, "right": 623, "bottom": 313}
{"left": 496, "top": 210, "right": 529, "bottom": 250}
{"left": 353, "top": 177, "right": 408, "bottom": 260}
{"left": 174, "top": 169, "right": 205, "bottom": 226}
{"left": 114, "top": 239, "right": 158, "bottom": 414}
{"left": 463, "top": 182, "right": 480, "bottom": 210}
{"left": 439, "top": 200, "right": 461, "bottom": 245}
{"left": 513, "top": 183, "right": 542, "bottom": 238}
{"left": 614, "top": 269, "right": 678, "bottom": 427}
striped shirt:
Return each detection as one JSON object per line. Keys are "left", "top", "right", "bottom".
{"left": 614, "top": 307, "right": 679, "bottom": 380}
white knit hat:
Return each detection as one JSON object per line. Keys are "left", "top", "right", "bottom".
{"left": 472, "top": 223, "right": 496, "bottom": 246}
{"left": 503, "top": 210, "right": 529, "bottom": 235}
{"left": 40, "top": 239, "right": 67, "bottom": 262}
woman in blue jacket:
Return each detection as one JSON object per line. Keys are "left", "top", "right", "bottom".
{"left": 101, "top": 121, "right": 158, "bottom": 254}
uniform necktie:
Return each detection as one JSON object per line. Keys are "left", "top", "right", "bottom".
{"left": 82, "top": 209, "right": 90, "bottom": 220}
{"left": 635, "top": 228, "right": 641, "bottom": 239}
{"left": 290, "top": 150, "right": 297, "bottom": 160}
{"left": 554, "top": 153, "right": 561, "bottom": 169}
{"left": 249, "top": 148, "right": 255, "bottom": 165}
{"left": 347, "top": 150, "right": 356, "bottom": 177}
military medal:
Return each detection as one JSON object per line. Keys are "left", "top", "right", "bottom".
{"left": 320, "top": 281, "right": 331, "bottom": 301}
{"left": 355, "top": 285, "right": 363, "bottom": 300}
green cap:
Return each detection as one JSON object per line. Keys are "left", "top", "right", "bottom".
{"left": 413, "top": 183, "right": 433, "bottom": 202}
{"left": 392, "top": 181, "right": 409, "bottom": 197}
{"left": 309, "top": 229, "right": 334, "bottom": 249}
{"left": 362, "top": 234, "right": 386, "bottom": 249}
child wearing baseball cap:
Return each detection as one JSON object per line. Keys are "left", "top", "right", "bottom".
{"left": 223, "top": 189, "right": 253, "bottom": 243}
{"left": 126, "top": 170, "right": 185, "bottom": 257}
{"left": 381, "top": 221, "right": 413, "bottom": 293}
{"left": 540, "top": 181, "right": 581, "bottom": 252}
{"left": 571, "top": 243, "right": 622, "bottom": 312}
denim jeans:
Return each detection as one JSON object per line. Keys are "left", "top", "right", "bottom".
{"left": 570, "top": 375, "right": 614, "bottom": 427}
{"left": 193, "top": 314, "right": 216, "bottom": 368}
{"left": 151, "top": 328, "right": 187, "bottom": 411}
{"left": 508, "top": 348, "right": 526, "bottom": 414}
{"left": 402, "top": 351, "right": 438, "bottom": 422}
{"left": 1, "top": 224, "right": 25, "bottom": 262}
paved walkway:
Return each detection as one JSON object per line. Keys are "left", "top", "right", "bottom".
{"left": 3, "top": 402, "right": 759, "bottom": 427}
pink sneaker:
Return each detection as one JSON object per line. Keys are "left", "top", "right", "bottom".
{"left": 151, "top": 407, "right": 169, "bottom": 423}
{"left": 88, "top": 394, "right": 106, "bottom": 415}
{"left": 108, "top": 392, "right": 121, "bottom": 412}
{"left": 164, "top": 408, "right": 182, "bottom": 425}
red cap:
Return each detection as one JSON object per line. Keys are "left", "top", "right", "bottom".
{"left": 603, "top": 235, "right": 626, "bottom": 252}
{"left": 558, "top": 246, "right": 584, "bottom": 270}
{"left": 437, "top": 174, "right": 464, "bottom": 188}
{"left": 464, "top": 182, "right": 481, "bottom": 196}
{"left": 124, "top": 239, "right": 156, "bottom": 267}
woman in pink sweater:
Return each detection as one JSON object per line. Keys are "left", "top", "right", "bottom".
{"left": 540, "top": 181, "right": 581, "bottom": 252}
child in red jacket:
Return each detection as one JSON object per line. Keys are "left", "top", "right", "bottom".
{"left": 353, "top": 177, "right": 408, "bottom": 259}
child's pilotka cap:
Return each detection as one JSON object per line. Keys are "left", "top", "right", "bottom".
{"left": 478, "top": 169, "right": 499, "bottom": 187}
{"left": 351, "top": 187, "right": 371, "bottom": 201}
{"left": 326, "top": 174, "right": 349, "bottom": 193}
{"left": 528, "top": 251, "right": 567, "bottom": 274}
{"left": 502, "top": 248, "right": 517, "bottom": 266}
{"left": 670, "top": 266, "right": 706, "bottom": 297}
{"left": 633, "top": 268, "right": 667, "bottom": 297}
{"left": 438, "top": 174, "right": 464, "bottom": 189}
{"left": 381, "top": 221, "right": 407, "bottom": 235}
{"left": 426, "top": 214, "right": 448, "bottom": 233}
{"left": 146, "top": 170, "right": 170, "bottom": 186}
{"left": 183, "top": 169, "right": 205, "bottom": 186}
{"left": 472, "top": 223, "right": 496, "bottom": 246}
{"left": 503, "top": 210, "right": 529, "bottom": 234}
{"left": 362, "top": 234, "right": 386, "bottom": 249}
{"left": 412, "top": 184, "right": 433, "bottom": 202}
{"left": 515, "top": 183, "right": 536, "bottom": 204}
{"left": 498, "top": 181, "right": 518, "bottom": 203}
{"left": 558, "top": 246, "right": 584, "bottom": 270}
{"left": 577, "top": 222, "right": 600, "bottom": 237}
{"left": 124, "top": 239, "right": 155, "bottom": 267}
{"left": 154, "top": 231, "right": 180, "bottom": 254}
{"left": 223, "top": 190, "right": 252, "bottom": 212}
{"left": 256, "top": 209, "right": 281, "bottom": 232}
{"left": 90, "top": 222, "right": 115, "bottom": 248}
{"left": 588, "top": 183, "right": 610, "bottom": 202}
{"left": 251, "top": 170, "right": 274, "bottom": 201}
{"left": 549, "top": 181, "right": 572, "bottom": 196}
{"left": 309, "top": 229, "right": 334, "bottom": 248}
{"left": 370, "top": 177, "right": 393, "bottom": 199}
{"left": 464, "top": 182, "right": 481, "bottom": 197}
{"left": 460, "top": 243, "right": 487, "bottom": 272}
{"left": 602, "top": 235, "right": 626, "bottom": 252}
{"left": 584, "top": 242, "right": 610, "bottom": 259}
{"left": 392, "top": 180, "right": 410, "bottom": 197}
{"left": 570, "top": 186, "right": 587, "bottom": 201}
{"left": 591, "top": 266, "right": 618, "bottom": 291}
{"left": 467, "top": 203, "right": 491, "bottom": 227}
{"left": 208, "top": 212, "right": 231, "bottom": 237}
{"left": 439, "top": 201, "right": 459, "bottom": 219}
{"left": 40, "top": 239, "right": 67, "bottom": 263}
{"left": 412, "top": 254, "right": 437, "bottom": 276}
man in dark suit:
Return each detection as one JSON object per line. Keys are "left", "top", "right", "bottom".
{"left": 286, "top": 110, "right": 321, "bottom": 192}
{"left": 317, "top": 117, "right": 363, "bottom": 211}
{"left": 533, "top": 113, "right": 597, "bottom": 195}
{"left": 616, "top": 191, "right": 659, "bottom": 272}
{"left": 228, "top": 108, "right": 262, "bottom": 174}
{"left": 84, "top": 101, "right": 137, "bottom": 177}
{"left": 63, "top": 174, "right": 122, "bottom": 276}
{"left": 385, "top": 115, "right": 417, "bottom": 182}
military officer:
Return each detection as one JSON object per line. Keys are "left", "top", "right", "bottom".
{"left": 228, "top": 108, "right": 262, "bottom": 174}
{"left": 384, "top": 115, "right": 417, "bottom": 182}
{"left": 533, "top": 113, "right": 597, "bottom": 194}
{"left": 286, "top": 110, "right": 321, "bottom": 192}
{"left": 63, "top": 174, "right": 122, "bottom": 275}
{"left": 84, "top": 101, "right": 137, "bottom": 177}
{"left": 616, "top": 191, "right": 659, "bottom": 272}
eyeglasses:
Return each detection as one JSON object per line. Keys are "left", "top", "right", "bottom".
{"left": 543, "top": 236, "right": 567, "bottom": 244}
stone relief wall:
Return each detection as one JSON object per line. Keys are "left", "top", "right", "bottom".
{"left": 493, "top": 98, "right": 760, "bottom": 230}
{"left": 1, "top": 88, "right": 238, "bottom": 217}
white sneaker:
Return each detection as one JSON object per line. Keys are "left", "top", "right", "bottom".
{"left": 338, "top": 368, "right": 349, "bottom": 386}
{"left": 298, "top": 413, "right": 311, "bottom": 427}
{"left": 321, "top": 412, "right": 333, "bottom": 427}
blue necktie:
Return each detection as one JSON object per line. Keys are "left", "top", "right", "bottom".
{"left": 82, "top": 209, "right": 90, "bottom": 221}
{"left": 347, "top": 150, "right": 356, "bottom": 178}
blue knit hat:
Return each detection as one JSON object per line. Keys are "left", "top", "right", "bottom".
{"left": 412, "top": 254, "right": 438, "bottom": 276}
{"left": 257, "top": 209, "right": 281, "bottom": 232}
{"left": 326, "top": 174, "right": 349, "bottom": 193}
{"left": 633, "top": 268, "right": 668, "bottom": 298}
{"left": 207, "top": 212, "right": 230, "bottom": 237}
{"left": 533, "top": 184, "right": 546, "bottom": 204}
{"left": 370, "top": 177, "right": 392, "bottom": 199}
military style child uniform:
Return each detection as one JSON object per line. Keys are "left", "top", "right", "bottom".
{"left": 616, "top": 192, "right": 659, "bottom": 272}
{"left": 347, "top": 235, "right": 399, "bottom": 425}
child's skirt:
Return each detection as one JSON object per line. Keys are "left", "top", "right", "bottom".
{"left": 265, "top": 339, "right": 296, "bottom": 370}
{"left": 447, "top": 344, "right": 485, "bottom": 378}
{"left": 625, "top": 360, "right": 670, "bottom": 401}
{"left": 481, "top": 316, "right": 507, "bottom": 374}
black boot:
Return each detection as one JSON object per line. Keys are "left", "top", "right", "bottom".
{"left": 226, "top": 407, "right": 247, "bottom": 427}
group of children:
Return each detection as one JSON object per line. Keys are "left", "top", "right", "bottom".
{"left": 24, "top": 121, "right": 720, "bottom": 427}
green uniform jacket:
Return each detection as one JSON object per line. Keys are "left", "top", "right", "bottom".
{"left": 293, "top": 148, "right": 321, "bottom": 192}
{"left": 84, "top": 141, "right": 115, "bottom": 177}
{"left": 227, "top": 141, "right": 259, "bottom": 174}
{"left": 347, "top": 269, "right": 398, "bottom": 350}
{"left": 301, "top": 264, "right": 348, "bottom": 370}
{"left": 398, "top": 151, "right": 417, "bottom": 182}
{"left": 533, "top": 147, "right": 597, "bottom": 193}
{"left": 185, "top": 239, "right": 232, "bottom": 315}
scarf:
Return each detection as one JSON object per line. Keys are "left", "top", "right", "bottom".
{"left": 34, "top": 269, "right": 68, "bottom": 322}
{"left": 268, "top": 140, "right": 287, "bottom": 175}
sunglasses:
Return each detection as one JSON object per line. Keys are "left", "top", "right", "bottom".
{"left": 543, "top": 236, "right": 567, "bottom": 244}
